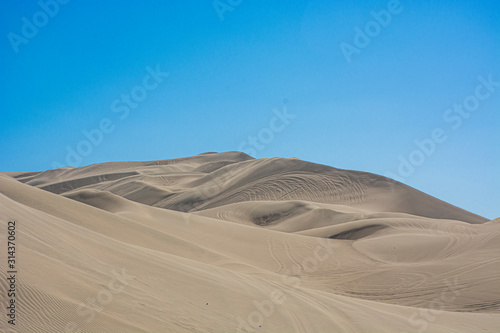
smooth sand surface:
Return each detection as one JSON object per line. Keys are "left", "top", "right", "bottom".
{"left": 1, "top": 151, "right": 498, "bottom": 332}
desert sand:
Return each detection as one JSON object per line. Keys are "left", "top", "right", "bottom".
{"left": 1, "top": 151, "right": 499, "bottom": 332}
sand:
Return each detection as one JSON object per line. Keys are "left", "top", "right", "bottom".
{"left": 1, "top": 151, "right": 498, "bottom": 332}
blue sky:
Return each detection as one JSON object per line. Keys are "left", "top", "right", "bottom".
{"left": 1, "top": 0, "right": 499, "bottom": 219}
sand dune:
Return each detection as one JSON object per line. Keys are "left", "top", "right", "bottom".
{"left": 1, "top": 152, "right": 498, "bottom": 332}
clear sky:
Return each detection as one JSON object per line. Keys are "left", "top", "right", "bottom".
{"left": 1, "top": 0, "right": 499, "bottom": 219}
